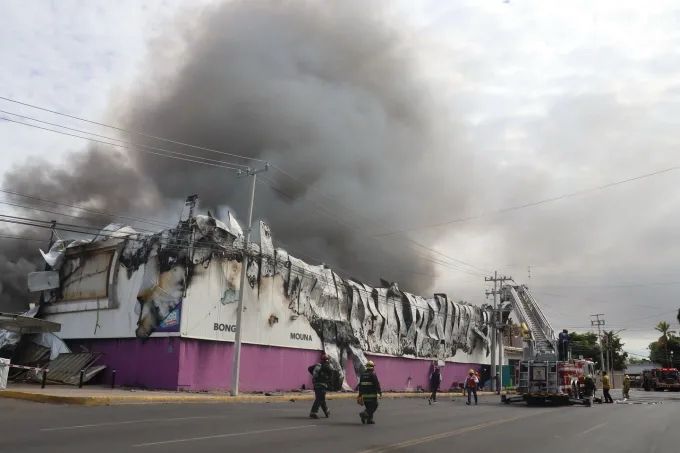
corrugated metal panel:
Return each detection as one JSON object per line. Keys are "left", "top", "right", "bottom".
{"left": 40, "top": 352, "right": 103, "bottom": 385}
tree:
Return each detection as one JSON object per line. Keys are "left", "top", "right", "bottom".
{"left": 568, "top": 331, "right": 627, "bottom": 371}
{"left": 655, "top": 321, "right": 676, "bottom": 341}
{"left": 569, "top": 332, "right": 602, "bottom": 369}
{"left": 677, "top": 308, "right": 680, "bottom": 326}
{"left": 602, "top": 330, "right": 628, "bottom": 371}
{"left": 655, "top": 321, "right": 676, "bottom": 366}
{"left": 649, "top": 320, "right": 680, "bottom": 367}
{"left": 649, "top": 336, "right": 680, "bottom": 367}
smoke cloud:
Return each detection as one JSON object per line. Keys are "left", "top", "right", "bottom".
{"left": 0, "top": 0, "right": 472, "bottom": 312}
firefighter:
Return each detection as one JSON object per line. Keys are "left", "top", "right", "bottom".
{"left": 583, "top": 374, "right": 596, "bottom": 407}
{"left": 309, "top": 354, "right": 332, "bottom": 419}
{"left": 602, "top": 371, "right": 614, "bottom": 403}
{"left": 558, "top": 329, "right": 570, "bottom": 361}
{"left": 623, "top": 375, "right": 631, "bottom": 400}
{"left": 465, "top": 370, "right": 479, "bottom": 405}
{"left": 358, "top": 361, "right": 382, "bottom": 424}
{"left": 428, "top": 366, "right": 441, "bottom": 404}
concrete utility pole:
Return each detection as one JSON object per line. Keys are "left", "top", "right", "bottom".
{"left": 231, "top": 164, "right": 269, "bottom": 397}
{"left": 591, "top": 314, "right": 606, "bottom": 374}
{"left": 485, "top": 272, "right": 512, "bottom": 392}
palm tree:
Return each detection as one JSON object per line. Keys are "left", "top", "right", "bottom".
{"left": 655, "top": 321, "right": 676, "bottom": 366}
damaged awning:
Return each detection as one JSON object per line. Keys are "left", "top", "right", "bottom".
{"left": 0, "top": 312, "right": 61, "bottom": 334}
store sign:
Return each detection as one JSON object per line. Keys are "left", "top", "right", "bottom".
{"left": 214, "top": 323, "right": 237, "bottom": 332}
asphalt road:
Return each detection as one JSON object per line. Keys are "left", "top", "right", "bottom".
{"left": 1, "top": 389, "right": 678, "bottom": 453}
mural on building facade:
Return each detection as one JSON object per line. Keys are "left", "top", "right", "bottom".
{"left": 38, "top": 211, "right": 492, "bottom": 388}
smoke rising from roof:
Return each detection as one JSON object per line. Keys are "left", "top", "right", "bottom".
{"left": 0, "top": 0, "right": 472, "bottom": 312}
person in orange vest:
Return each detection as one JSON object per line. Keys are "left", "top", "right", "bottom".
{"left": 465, "top": 370, "right": 479, "bottom": 405}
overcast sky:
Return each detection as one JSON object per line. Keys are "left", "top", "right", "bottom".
{"left": 2, "top": 0, "right": 680, "bottom": 357}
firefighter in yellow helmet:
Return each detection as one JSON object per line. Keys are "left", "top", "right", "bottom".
{"left": 357, "top": 360, "right": 382, "bottom": 424}
{"left": 623, "top": 375, "right": 631, "bottom": 400}
{"left": 520, "top": 323, "right": 530, "bottom": 339}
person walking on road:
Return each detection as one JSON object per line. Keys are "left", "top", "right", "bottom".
{"left": 309, "top": 354, "right": 332, "bottom": 419}
{"left": 602, "top": 371, "right": 614, "bottom": 403}
{"left": 465, "top": 370, "right": 479, "bottom": 405}
{"left": 358, "top": 361, "right": 382, "bottom": 424}
{"left": 428, "top": 366, "right": 442, "bottom": 404}
{"left": 583, "top": 374, "right": 596, "bottom": 407}
{"left": 623, "top": 375, "right": 631, "bottom": 400}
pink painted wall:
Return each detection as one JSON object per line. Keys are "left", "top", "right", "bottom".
{"left": 177, "top": 340, "right": 484, "bottom": 392}
{"left": 69, "top": 337, "right": 484, "bottom": 392}
{"left": 344, "top": 354, "right": 481, "bottom": 391}
{"left": 177, "top": 338, "right": 322, "bottom": 392}
{"left": 68, "top": 337, "right": 180, "bottom": 390}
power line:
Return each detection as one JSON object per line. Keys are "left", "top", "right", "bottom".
{"left": 0, "top": 95, "right": 266, "bottom": 165}
{"left": 374, "top": 164, "right": 680, "bottom": 237}
{"left": 4, "top": 110, "right": 472, "bottom": 277}
{"left": 0, "top": 200, "right": 164, "bottom": 234}
{"left": 0, "top": 214, "right": 242, "bottom": 255}
{"left": 534, "top": 281, "right": 680, "bottom": 289}
{"left": 0, "top": 187, "right": 172, "bottom": 228}
{"left": 0, "top": 109, "right": 252, "bottom": 170}
{"left": 0, "top": 116, "right": 245, "bottom": 172}
{"left": 1, "top": 96, "right": 492, "bottom": 277}
{"left": 0, "top": 233, "right": 46, "bottom": 242}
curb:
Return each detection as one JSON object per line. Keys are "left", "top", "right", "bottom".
{"left": 0, "top": 390, "right": 496, "bottom": 406}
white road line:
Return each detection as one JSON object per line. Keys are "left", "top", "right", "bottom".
{"left": 579, "top": 422, "right": 608, "bottom": 436}
{"left": 132, "top": 424, "right": 317, "bottom": 447}
{"left": 41, "top": 416, "right": 222, "bottom": 431}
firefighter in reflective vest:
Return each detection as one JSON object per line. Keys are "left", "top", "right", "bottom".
{"left": 358, "top": 360, "right": 382, "bottom": 424}
{"left": 623, "top": 375, "right": 631, "bottom": 400}
{"left": 309, "top": 354, "right": 332, "bottom": 419}
{"left": 583, "top": 374, "right": 596, "bottom": 407}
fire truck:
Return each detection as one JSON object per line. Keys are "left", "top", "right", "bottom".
{"left": 642, "top": 368, "right": 680, "bottom": 391}
{"left": 503, "top": 357, "right": 596, "bottom": 405}
{"left": 499, "top": 285, "right": 596, "bottom": 406}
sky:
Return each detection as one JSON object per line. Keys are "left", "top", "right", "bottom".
{"left": 2, "top": 0, "right": 680, "bottom": 358}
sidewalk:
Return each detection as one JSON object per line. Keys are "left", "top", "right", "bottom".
{"left": 0, "top": 384, "right": 493, "bottom": 406}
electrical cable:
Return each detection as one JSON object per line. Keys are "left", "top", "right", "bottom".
{"left": 375, "top": 164, "right": 680, "bottom": 237}
{"left": 0, "top": 116, "right": 244, "bottom": 171}
{"left": 0, "top": 95, "right": 266, "bottom": 164}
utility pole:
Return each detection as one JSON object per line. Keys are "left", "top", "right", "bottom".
{"left": 591, "top": 314, "right": 606, "bottom": 374}
{"left": 485, "top": 272, "right": 512, "bottom": 392}
{"left": 230, "top": 163, "right": 269, "bottom": 397}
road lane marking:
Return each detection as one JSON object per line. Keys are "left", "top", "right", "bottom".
{"left": 358, "top": 412, "right": 549, "bottom": 453}
{"left": 42, "top": 415, "right": 226, "bottom": 431}
{"left": 132, "top": 424, "right": 317, "bottom": 447}
{"left": 580, "top": 422, "right": 607, "bottom": 436}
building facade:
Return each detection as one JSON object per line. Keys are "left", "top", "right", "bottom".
{"left": 37, "top": 213, "right": 494, "bottom": 392}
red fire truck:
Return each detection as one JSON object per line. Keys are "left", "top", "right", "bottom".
{"left": 503, "top": 357, "right": 596, "bottom": 405}
{"left": 642, "top": 368, "right": 680, "bottom": 391}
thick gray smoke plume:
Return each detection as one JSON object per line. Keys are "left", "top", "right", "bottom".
{"left": 0, "top": 1, "right": 471, "bottom": 312}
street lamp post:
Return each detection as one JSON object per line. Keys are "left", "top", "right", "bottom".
{"left": 230, "top": 164, "right": 269, "bottom": 397}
